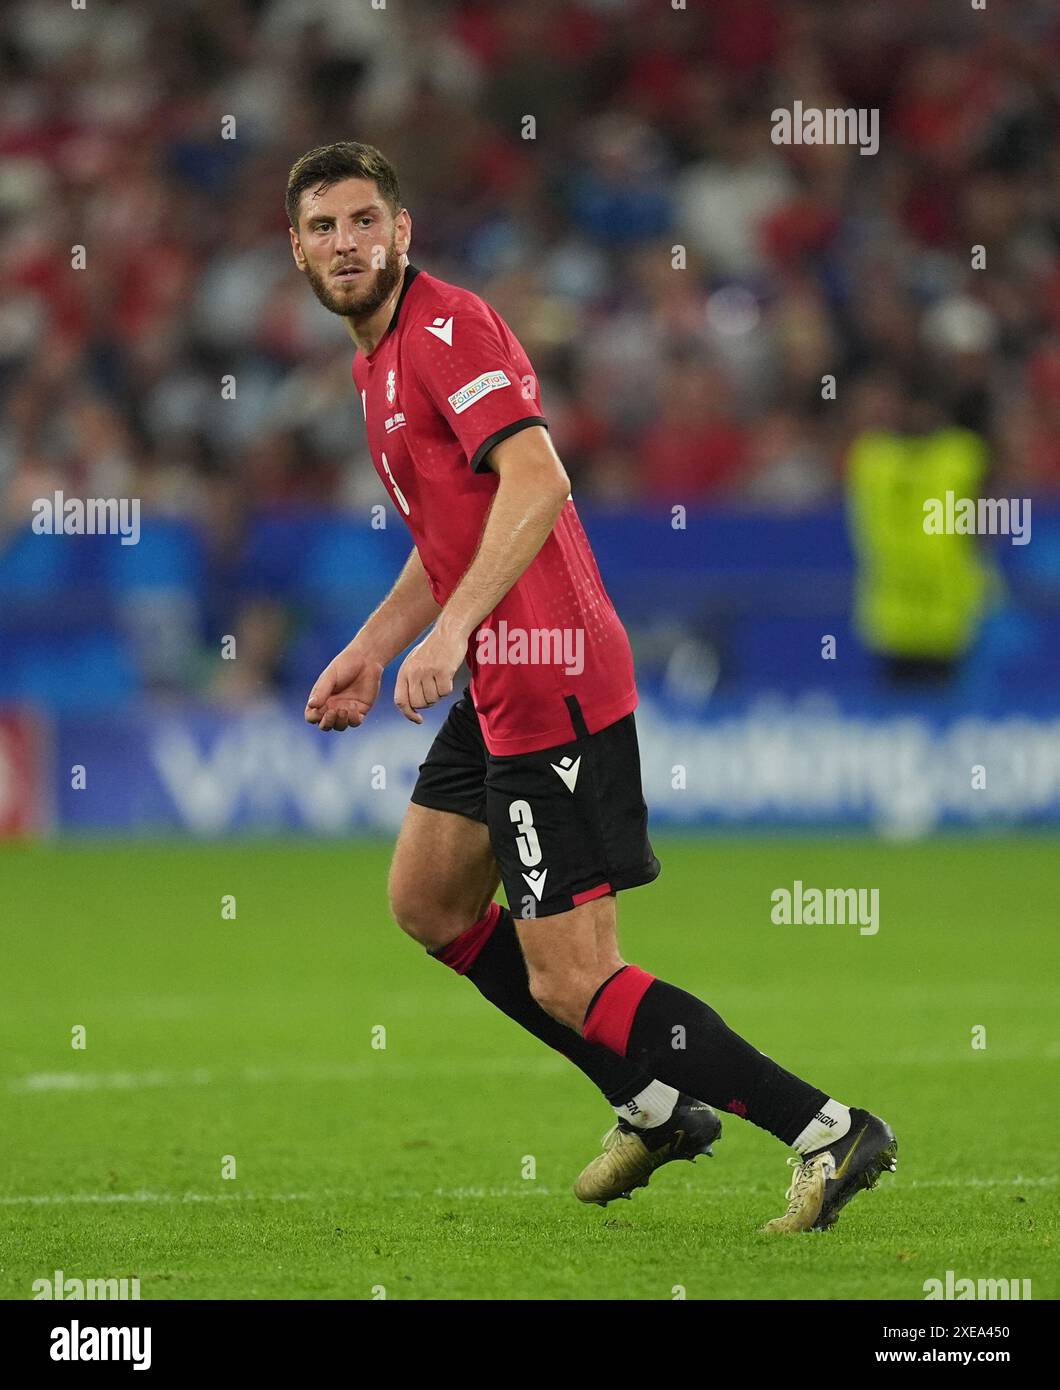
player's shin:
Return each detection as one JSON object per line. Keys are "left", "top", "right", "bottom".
{"left": 429, "top": 902, "right": 674, "bottom": 1119}
{"left": 583, "top": 965, "right": 838, "bottom": 1146}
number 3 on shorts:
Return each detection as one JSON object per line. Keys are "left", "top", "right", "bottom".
{"left": 508, "top": 799, "right": 542, "bottom": 867}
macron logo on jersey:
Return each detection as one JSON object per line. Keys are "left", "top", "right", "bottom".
{"left": 448, "top": 370, "right": 511, "bottom": 415}
{"left": 424, "top": 316, "right": 454, "bottom": 346}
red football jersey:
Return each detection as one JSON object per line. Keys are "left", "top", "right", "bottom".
{"left": 352, "top": 265, "right": 636, "bottom": 755}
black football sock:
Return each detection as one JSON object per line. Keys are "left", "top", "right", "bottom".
{"left": 430, "top": 903, "right": 660, "bottom": 1110}
{"left": 583, "top": 966, "right": 828, "bottom": 1145}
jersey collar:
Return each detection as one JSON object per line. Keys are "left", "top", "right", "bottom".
{"left": 365, "top": 261, "right": 420, "bottom": 360}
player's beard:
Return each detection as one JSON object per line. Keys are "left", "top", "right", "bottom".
{"left": 304, "top": 237, "right": 404, "bottom": 322}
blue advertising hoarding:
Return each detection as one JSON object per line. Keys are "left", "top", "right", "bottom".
{"left": 43, "top": 692, "right": 1060, "bottom": 837}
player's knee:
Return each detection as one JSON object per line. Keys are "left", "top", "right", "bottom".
{"left": 527, "top": 970, "right": 589, "bottom": 1031}
{"left": 388, "top": 880, "right": 483, "bottom": 952}
{"left": 389, "top": 886, "right": 442, "bottom": 947}
{"left": 526, "top": 971, "right": 559, "bottom": 1019}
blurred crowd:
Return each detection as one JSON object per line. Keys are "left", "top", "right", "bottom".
{"left": 2, "top": 0, "right": 1060, "bottom": 546}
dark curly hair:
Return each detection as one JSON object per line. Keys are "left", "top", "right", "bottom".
{"left": 286, "top": 141, "right": 402, "bottom": 228}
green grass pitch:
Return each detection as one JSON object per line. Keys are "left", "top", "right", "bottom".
{"left": 1, "top": 835, "right": 1056, "bottom": 1301}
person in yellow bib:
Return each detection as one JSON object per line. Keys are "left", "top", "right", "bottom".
{"left": 847, "top": 405, "right": 995, "bottom": 684}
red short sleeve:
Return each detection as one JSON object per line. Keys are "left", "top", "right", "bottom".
{"left": 406, "top": 305, "right": 547, "bottom": 471}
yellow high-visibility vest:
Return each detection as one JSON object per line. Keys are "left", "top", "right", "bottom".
{"left": 846, "top": 428, "right": 991, "bottom": 658}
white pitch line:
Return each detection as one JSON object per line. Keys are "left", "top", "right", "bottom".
{"left": 0, "top": 1176, "right": 1054, "bottom": 1207}
{"left": 426, "top": 1176, "right": 1060, "bottom": 1198}
{"left": 0, "top": 1191, "right": 322, "bottom": 1207}
{"left": 11, "top": 1044, "right": 1058, "bottom": 1095}
{"left": 7, "top": 1056, "right": 568, "bottom": 1094}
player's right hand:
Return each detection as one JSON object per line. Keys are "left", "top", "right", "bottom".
{"left": 304, "top": 645, "right": 384, "bottom": 732}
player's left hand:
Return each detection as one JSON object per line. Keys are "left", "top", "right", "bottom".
{"left": 394, "top": 625, "right": 467, "bottom": 723}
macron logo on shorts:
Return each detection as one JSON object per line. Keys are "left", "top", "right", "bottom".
{"left": 448, "top": 370, "right": 510, "bottom": 415}
{"left": 550, "top": 755, "right": 581, "bottom": 793}
{"left": 522, "top": 868, "right": 548, "bottom": 901}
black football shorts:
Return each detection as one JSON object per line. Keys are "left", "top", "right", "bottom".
{"left": 410, "top": 688, "right": 660, "bottom": 919}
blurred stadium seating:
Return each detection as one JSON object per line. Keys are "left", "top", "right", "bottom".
{"left": 2, "top": 0, "right": 1060, "bottom": 833}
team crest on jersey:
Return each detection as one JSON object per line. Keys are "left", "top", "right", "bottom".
{"left": 385, "top": 369, "right": 397, "bottom": 406}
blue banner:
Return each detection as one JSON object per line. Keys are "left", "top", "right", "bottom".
{"left": 48, "top": 692, "right": 1060, "bottom": 836}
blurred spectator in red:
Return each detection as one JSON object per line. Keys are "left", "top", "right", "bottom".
{"left": 637, "top": 359, "right": 751, "bottom": 500}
